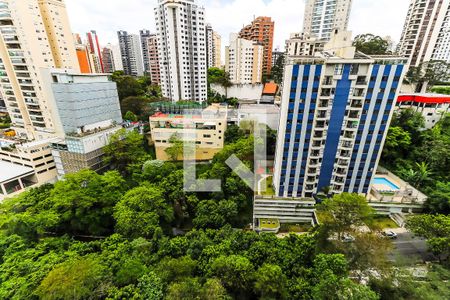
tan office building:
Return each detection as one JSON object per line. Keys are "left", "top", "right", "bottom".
{"left": 149, "top": 104, "right": 227, "bottom": 161}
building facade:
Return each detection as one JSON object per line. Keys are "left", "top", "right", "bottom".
{"left": 117, "top": 31, "right": 144, "bottom": 76}
{"left": 147, "top": 34, "right": 161, "bottom": 85}
{"left": 286, "top": 32, "right": 326, "bottom": 56}
{"left": 397, "top": 93, "right": 450, "bottom": 129}
{"left": 273, "top": 31, "right": 407, "bottom": 198}
{"left": 239, "top": 16, "right": 274, "bottom": 76}
{"left": 140, "top": 29, "right": 151, "bottom": 73}
{"left": 149, "top": 104, "right": 227, "bottom": 161}
{"left": 303, "top": 0, "right": 353, "bottom": 40}
{"left": 154, "top": 0, "right": 208, "bottom": 102}
{"left": 86, "top": 30, "right": 104, "bottom": 73}
{"left": 225, "top": 33, "right": 264, "bottom": 85}
{"left": 102, "top": 46, "right": 115, "bottom": 73}
{"left": 206, "top": 24, "right": 222, "bottom": 68}
{"left": 397, "top": 0, "right": 450, "bottom": 66}
{"left": 41, "top": 70, "right": 122, "bottom": 177}
{"left": 0, "top": 0, "right": 79, "bottom": 141}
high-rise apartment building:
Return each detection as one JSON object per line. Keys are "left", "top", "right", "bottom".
{"left": 286, "top": 32, "right": 326, "bottom": 56}
{"left": 303, "top": 0, "right": 353, "bottom": 40}
{"left": 154, "top": 0, "right": 208, "bottom": 102}
{"left": 273, "top": 31, "right": 406, "bottom": 197}
{"left": 140, "top": 29, "right": 151, "bottom": 73}
{"left": 102, "top": 46, "right": 115, "bottom": 73}
{"left": 117, "top": 31, "right": 144, "bottom": 77}
{"left": 206, "top": 24, "right": 222, "bottom": 68}
{"left": 147, "top": 34, "right": 160, "bottom": 85}
{"left": 86, "top": 30, "right": 104, "bottom": 73}
{"left": 111, "top": 44, "right": 123, "bottom": 71}
{"left": 225, "top": 33, "right": 264, "bottom": 85}
{"left": 0, "top": 0, "right": 79, "bottom": 140}
{"left": 239, "top": 16, "right": 274, "bottom": 76}
{"left": 397, "top": 0, "right": 450, "bottom": 67}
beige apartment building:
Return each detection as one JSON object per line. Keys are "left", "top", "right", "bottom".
{"left": 0, "top": 0, "right": 79, "bottom": 141}
{"left": 226, "top": 33, "right": 264, "bottom": 85}
{"left": 149, "top": 104, "right": 227, "bottom": 161}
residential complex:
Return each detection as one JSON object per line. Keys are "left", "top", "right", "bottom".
{"left": 117, "top": 30, "right": 144, "bottom": 77}
{"left": 86, "top": 30, "right": 104, "bottom": 73}
{"left": 239, "top": 16, "right": 275, "bottom": 76}
{"left": 0, "top": 0, "right": 79, "bottom": 141}
{"left": 303, "top": 0, "right": 353, "bottom": 40}
{"left": 0, "top": 0, "right": 123, "bottom": 199}
{"left": 397, "top": 0, "right": 450, "bottom": 66}
{"left": 273, "top": 30, "right": 407, "bottom": 198}
{"left": 225, "top": 33, "right": 264, "bottom": 85}
{"left": 147, "top": 34, "right": 161, "bottom": 85}
{"left": 154, "top": 0, "right": 208, "bottom": 102}
{"left": 206, "top": 24, "right": 222, "bottom": 68}
{"left": 140, "top": 29, "right": 151, "bottom": 73}
{"left": 149, "top": 103, "right": 227, "bottom": 161}
{"left": 397, "top": 93, "right": 450, "bottom": 129}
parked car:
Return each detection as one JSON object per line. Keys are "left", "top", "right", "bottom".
{"left": 341, "top": 234, "right": 355, "bottom": 243}
{"left": 383, "top": 231, "right": 398, "bottom": 239}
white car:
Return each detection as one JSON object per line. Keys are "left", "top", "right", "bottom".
{"left": 384, "top": 231, "right": 398, "bottom": 239}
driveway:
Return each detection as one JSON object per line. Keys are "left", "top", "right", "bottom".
{"left": 388, "top": 231, "right": 435, "bottom": 263}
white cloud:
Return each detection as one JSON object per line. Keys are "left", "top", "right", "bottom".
{"left": 65, "top": 0, "right": 411, "bottom": 52}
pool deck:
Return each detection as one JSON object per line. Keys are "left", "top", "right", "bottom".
{"left": 369, "top": 168, "right": 427, "bottom": 205}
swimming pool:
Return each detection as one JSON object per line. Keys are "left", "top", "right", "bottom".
{"left": 373, "top": 177, "right": 400, "bottom": 190}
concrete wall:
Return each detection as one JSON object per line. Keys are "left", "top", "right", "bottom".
{"left": 211, "top": 83, "right": 263, "bottom": 102}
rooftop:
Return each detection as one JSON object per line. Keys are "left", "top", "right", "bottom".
{"left": 263, "top": 82, "right": 278, "bottom": 95}
{"left": 0, "top": 161, "right": 34, "bottom": 183}
{"left": 398, "top": 93, "right": 450, "bottom": 104}
{"left": 150, "top": 103, "right": 228, "bottom": 119}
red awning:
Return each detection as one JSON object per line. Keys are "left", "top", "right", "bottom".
{"left": 397, "top": 94, "right": 450, "bottom": 104}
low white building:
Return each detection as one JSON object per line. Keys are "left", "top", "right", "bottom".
{"left": 238, "top": 104, "right": 280, "bottom": 130}
{"left": 397, "top": 94, "right": 450, "bottom": 129}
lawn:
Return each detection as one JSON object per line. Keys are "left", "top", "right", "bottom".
{"left": 367, "top": 216, "right": 399, "bottom": 230}
{"left": 279, "top": 223, "right": 312, "bottom": 233}
{"left": 261, "top": 176, "right": 275, "bottom": 196}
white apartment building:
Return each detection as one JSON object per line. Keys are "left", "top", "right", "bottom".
{"left": 286, "top": 32, "right": 326, "bottom": 56}
{"left": 154, "top": 0, "right": 208, "bottom": 102}
{"left": 303, "top": 0, "right": 353, "bottom": 40}
{"left": 206, "top": 24, "right": 222, "bottom": 68}
{"left": 225, "top": 33, "right": 264, "bottom": 85}
{"left": 0, "top": 0, "right": 79, "bottom": 141}
{"left": 398, "top": 0, "right": 450, "bottom": 67}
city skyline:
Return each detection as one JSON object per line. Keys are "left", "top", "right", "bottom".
{"left": 65, "top": 0, "right": 411, "bottom": 54}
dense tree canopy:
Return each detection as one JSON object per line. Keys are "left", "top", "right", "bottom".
{"left": 353, "top": 34, "right": 391, "bottom": 55}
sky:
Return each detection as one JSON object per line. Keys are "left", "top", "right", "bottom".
{"left": 65, "top": 0, "right": 411, "bottom": 51}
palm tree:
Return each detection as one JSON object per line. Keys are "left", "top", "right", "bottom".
{"left": 414, "top": 162, "right": 432, "bottom": 189}
{"left": 218, "top": 72, "right": 233, "bottom": 98}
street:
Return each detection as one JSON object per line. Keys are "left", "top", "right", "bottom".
{"left": 388, "top": 230, "right": 435, "bottom": 263}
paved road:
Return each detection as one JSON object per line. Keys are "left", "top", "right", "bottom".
{"left": 389, "top": 232, "right": 435, "bottom": 263}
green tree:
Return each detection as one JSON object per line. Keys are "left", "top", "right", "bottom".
{"left": 47, "top": 170, "right": 126, "bottom": 236}
{"left": 254, "top": 264, "right": 288, "bottom": 299}
{"left": 104, "top": 129, "right": 151, "bottom": 176}
{"left": 124, "top": 111, "right": 138, "bottom": 122}
{"left": 318, "top": 193, "right": 374, "bottom": 239}
{"left": 270, "top": 54, "right": 285, "bottom": 84}
{"left": 353, "top": 34, "right": 391, "bottom": 55}
{"left": 112, "top": 71, "right": 145, "bottom": 100}
{"left": 426, "top": 181, "right": 450, "bottom": 214}
{"left": 209, "top": 255, "right": 254, "bottom": 295}
{"left": 164, "top": 134, "right": 185, "bottom": 161}
{"left": 208, "top": 67, "right": 226, "bottom": 84}
{"left": 114, "top": 185, "right": 173, "bottom": 238}
{"left": 406, "top": 214, "right": 450, "bottom": 262}
{"left": 120, "top": 96, "right": 149, "bottom": 118}
{"left": 405, "top": 61, "right": 450, "bottom": 92}
{"left": 193, "top": 200, "right": 238, "bottom": 229}
{"left": 137, "top": 272, "right": 164, "bottom": 300}
{"left": 37, "top": 256, "right": 110, "bottom": 300}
